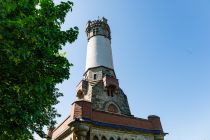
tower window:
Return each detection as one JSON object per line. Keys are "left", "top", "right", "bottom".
{"left": 93, "top": 136, "right": 99, "bottom": 140}
{"left": 93, "top": 28, "right": 99, "bottom": 35}
{"left": 93, "top": 74, "right": 97, "bottom": 80}
{"left": 102, "top": 136, "right": 107, "bottom": 140}
{"left": 110, "top": 137, "right": 114, "bottom": 140}
{"left": 95, "top": 28, "right": 99, "bottom": 33}
{"left": 111, "top": 90, "right": 114, "bottom": 97}
{"left": 107, "top": 86, "right": 115, "bottom": 97}
{"left": 107, "top": 88, "right": 114, "bottom": 97}
{"left": 107, "top": 90, "right": 110, "bottom": 96}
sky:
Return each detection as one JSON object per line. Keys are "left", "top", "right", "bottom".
{"left": 38, "top": 0, "right": 210, "bottom": 140}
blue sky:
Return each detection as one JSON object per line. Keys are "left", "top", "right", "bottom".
{"left": 49, "top": 0, "right": 210, "bottom": 140}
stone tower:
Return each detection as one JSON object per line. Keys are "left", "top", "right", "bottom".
{"left": 76, "top": 17, "right": 131, "bottom": 116}
{"left": 50, "top": 18, "right": 166, "bottom": 140}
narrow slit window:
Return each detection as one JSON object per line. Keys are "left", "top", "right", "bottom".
{"left": 93, "top": 74, "right": 97, "bottom": 80}
{"left": 96, "top": 28, "right": 99, "bottom": 33}
{"left": 111, "top": 90, "right": 114, "bottom": 97}
{"left": 107, "top": 89, "right": 110, "bottom": 96}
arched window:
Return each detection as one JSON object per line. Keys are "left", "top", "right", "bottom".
{"left": 110, "top": 137, "right": 114, "bottom": 140}
{"left": 93, "top": 135, "right": 99, "bottom": 140}
{"left": 117, "top": 137, "right": 121, "bottom": 140}
{"left": 102, "top": 136, "right": 107, "bottom": 140}
{"left": 107, "top": 86, "right": 115, "bottom": 97}
{"left": 93, "top": 28, "right": 99, "bottom": 35}
{"left": 107, "top": 104, "right": 119, "bottom": 113}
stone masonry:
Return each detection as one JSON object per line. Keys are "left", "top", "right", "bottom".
{"left": 76, "top": 66, "right": 131, "bottom": 116}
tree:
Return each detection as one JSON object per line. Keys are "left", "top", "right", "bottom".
{"left": 0, "top": 0, "right": 78, "bottom": 139}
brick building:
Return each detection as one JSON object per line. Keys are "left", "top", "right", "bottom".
{"left": 50, "top": 17, "right": 166, "bottom": 140}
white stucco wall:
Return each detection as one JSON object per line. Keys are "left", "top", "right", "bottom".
{"left": 85, "top": 36, "right": 114, "bottom": 71}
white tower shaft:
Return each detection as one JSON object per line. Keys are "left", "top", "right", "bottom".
{"left": 86, "top": 36, "right": 113, "bottom": 70}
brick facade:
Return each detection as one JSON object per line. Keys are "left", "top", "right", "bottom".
{"left": 51, "top": 100, "right": 165, "bottom": 140}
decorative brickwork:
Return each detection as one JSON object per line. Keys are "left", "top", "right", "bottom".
{"left": 106, "top": 103, "right": 119, "bottom": 113}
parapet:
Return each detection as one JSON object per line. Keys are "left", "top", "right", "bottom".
{"left": 86, "top": 17, "right": 111, "bottom": 40}
{"left": 148, "top": 115, "right": 163, "bottom": 130}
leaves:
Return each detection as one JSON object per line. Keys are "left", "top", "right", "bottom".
{"left": 0, "top": 0, "right": 78, "bottom": 139}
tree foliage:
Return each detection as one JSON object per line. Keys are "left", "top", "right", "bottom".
{"left": 0, "top": 0, "right": 78, "bottom": 139}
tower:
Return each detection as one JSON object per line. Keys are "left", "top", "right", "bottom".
{"left": 50, "top": 18, "right": 166, "bottom": 140}
{"left": 76, "top": 17, "right": 131, "bottom": 116}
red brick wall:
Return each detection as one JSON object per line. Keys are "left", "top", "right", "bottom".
{"left": 92, "top": 111, "right": 154, "bottom": 129}
{"left": 52, "top": 100, "right": 163, "bottom": 139}
{"left": 71, "top": 100, "right": 163, "bottom": 131}
{"left": 72, "top": 100, "right": 92, "bottom": 119}
{"left": 148, "top": 115, "right": 163, "bottom": 130}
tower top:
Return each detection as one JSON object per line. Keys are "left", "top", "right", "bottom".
{"left": 86, "top": 17, "right": 111, "bottom": 40}
{"left": 85, "top": 17, "right": 114, "bottom": 71}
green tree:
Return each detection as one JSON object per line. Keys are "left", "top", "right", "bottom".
{"left": 0, "top": 0, "right": 78, "bottom": 139}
